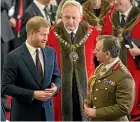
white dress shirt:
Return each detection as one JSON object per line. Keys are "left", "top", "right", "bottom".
{"left": 34, "top": 0, "right": 48, "bottom": 20}
{"left": 119, "top": 5, "right": 132, "bottom": 23}
{"left": 26, "top": 41, "right": 44, "bottom": 74}
{"left": 65, "top": 27, "right": 78, "bottom": 35}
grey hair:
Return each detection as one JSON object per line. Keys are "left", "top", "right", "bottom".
{"left": 97, "top": 35, "right": 121, "bottom": 58}
{"left": 61, "top": 0, "right": 83, "bottom": 16}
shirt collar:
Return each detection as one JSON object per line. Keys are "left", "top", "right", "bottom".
{"left": 119, "top": 5, "right": 132, "bottom": 18}
{"left": 105, "top": 57, "right": 119, "bottom": 71}
{"left": 65, "top": 27, "right": 78, "bottom": 35}
{"left": 26, "top": 41, "right": 41, "bottom": 55}
{"left": 34, "top": 0, "right": 45, "bottom": 11}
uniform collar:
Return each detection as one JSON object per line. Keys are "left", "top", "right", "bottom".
{"left": 104, "top": 57, "right": 119, "bottom": 71}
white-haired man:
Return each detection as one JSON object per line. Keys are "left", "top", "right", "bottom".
{"left": 47, "top": 0, "right": 99, "bottom": 121}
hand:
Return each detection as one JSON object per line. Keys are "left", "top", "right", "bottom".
{"left": 33, "top": 91, "right": 51, "bottom": 101}
{"left": 84, "top": 107, "right": 96, "bottom": 118}
{"left": 9, "top": 17, "right": 16, "bottom": 28}
{"left": 44, "top": 83, "right": 57, "bottom": 98}
{"left": 84, "top": 100, "right": 89, "bottom": 109}
{"left": 128, "top": 42, "right": 140, "bottom": 57}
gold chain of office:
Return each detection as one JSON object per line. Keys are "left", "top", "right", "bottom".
{"left": 54, "top": 29, "right": 92, "bottom": 49}
{"left": 54, "top": 29, "right": 92, "bottom": 62}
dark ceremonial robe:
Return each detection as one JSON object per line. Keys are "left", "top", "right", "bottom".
{"left": 47, "top": 21, "right": 99, "bottom": 121}
{"left": 102, "top": 7, "right": 140, "bottom": 121}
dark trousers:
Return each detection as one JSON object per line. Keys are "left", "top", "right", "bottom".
{"left": 72, "top": 72, "right": 82, "bottom": 121}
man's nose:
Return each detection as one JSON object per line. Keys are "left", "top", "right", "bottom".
{"left": 68, "top": 18, "right": 73, "bottom": 23}
{"left": 44, "top": 35, "right": 48, "bottom": 41}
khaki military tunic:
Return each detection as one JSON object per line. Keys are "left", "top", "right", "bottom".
{"left": 86, "top": 60, "right": 135, "bottom": 121}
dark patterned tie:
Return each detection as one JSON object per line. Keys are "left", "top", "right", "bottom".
{"left": 44, "top": 6, "right": 51, "bottom": 23}
{"left": 36, "top": 49, "right": 43, "bottom": 84}
{"left": 70, "top": 32, "right": 75, "bottom": 43}
{"left": 120, "top": 14, "right": 125, "bottom": 27}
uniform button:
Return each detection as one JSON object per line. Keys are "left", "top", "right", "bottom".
{"left": 105, "top": 88, "right": 108, "bottom": 90}
{"left": 94, "top": 97, "right": 97, "bottom": 100}
{"left": 98, "top": 80, "right": 101, "bottom": 83}
{"left": 93, "top": 106, "right": 96, "bottom": 109}
{"left": 96, "top": 88, "right": 98, "bottom": 91}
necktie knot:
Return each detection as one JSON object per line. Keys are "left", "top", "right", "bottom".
{"left": 120, "top": 14, "right": 125, "bottom": 27}
{"left": 43, "top": 6, "right": 50, "bottom": 22}
{"left": 70, "top": 32, "right": 75, "bottom": 42}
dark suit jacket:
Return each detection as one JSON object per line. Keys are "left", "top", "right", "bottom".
{"left": 1, "top": 0, "right": 15, "bottom": 43}
{"left": 2, "top": 43, "right": 61, "bottom": 121}
{"left": 19, "top": 3, "right": 45, "bottom": 45}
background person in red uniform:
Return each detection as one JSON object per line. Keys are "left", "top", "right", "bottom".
{"left": 102, "top": 0, "right": 140, "bottom": 120}
{"left": 47, "top": 1, "right": 99, "bottom": 121}
{"left": 82, "top": 0, "right": 115, "bottom": 34}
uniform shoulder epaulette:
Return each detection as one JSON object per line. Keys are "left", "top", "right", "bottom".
{"left": 112, "top": 61, "right": 120, "bottom": 71}
{"left": 119, "top": 63, "right": 131, "bottom": 75}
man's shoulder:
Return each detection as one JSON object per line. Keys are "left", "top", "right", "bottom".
{"left": 24, "top": 3, "right": 38, "bottom": 15}
{"left": 44, "top": 46, "right": 55, "bottom": 52}
{"left": 6, "top": 45, "right": 22, "bottom": 60}
{"left": 113, "top": 61, "right": 132, "bottom": 78}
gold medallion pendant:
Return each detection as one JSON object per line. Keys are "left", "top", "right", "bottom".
{"left": 69, "top": 51, "right": 79, "bottom": 62}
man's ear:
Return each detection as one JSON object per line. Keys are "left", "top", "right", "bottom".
{"left": 30, "top": 30, "right": 35, "bottom": 35}
{"left": 106, "top": 51, "right": 111, "bottom": 58}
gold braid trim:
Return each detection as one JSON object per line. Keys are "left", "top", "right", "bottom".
{"left": 88, "top": 64, "right": 103, "bottom": 89}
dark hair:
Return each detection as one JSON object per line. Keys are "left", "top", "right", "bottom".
{"left": 98, "top": 35, "right": 121, "bottom": 58}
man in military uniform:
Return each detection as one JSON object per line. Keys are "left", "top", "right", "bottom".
{"left": 102, "top": 0, "right": 140, "bottom": 120}
{"left": 84, "top": 35, "right": 135, "bottom": 121}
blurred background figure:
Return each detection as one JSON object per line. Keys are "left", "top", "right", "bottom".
{"left": 82, "top": 0, "right": 115, "bottom": 67}
{"left": 82, "top": 0, "right": 115, "bottom": 34}
{"left": 19, "top": 0, "right": 51, "bottom": 47}
{"left": 1, "top": 0, "right": 15, "bottom": 116}
{"left": 8, "top": 0, "right": 33, "bottom": 49}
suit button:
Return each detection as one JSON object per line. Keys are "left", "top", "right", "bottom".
{"left": 93, "top": 106, "right": 96, "bottom": 109}
{"left": 105, "top": 88, "right": 108, "bottom": 90}
{"left": 94, "top": 97, "right": 97, "bottom": 100}
{"left": 96, "top": 88, "right": 98, "bottom": 91}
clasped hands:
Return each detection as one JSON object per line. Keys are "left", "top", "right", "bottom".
{"left": 33, "top": 83, "right": 57, "bottom": 101}
{"left": 83, "top": 101, "right": 96, "bottom": 118}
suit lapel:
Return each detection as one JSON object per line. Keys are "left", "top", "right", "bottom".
{"left": 21, "top": 43, "right": 41, "bottom": 87}
{"left": 32, "top": 3, "right": 44, "bottom": 18}
{"left": 42, "top": 47, "right": 50, "bottom": 88}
